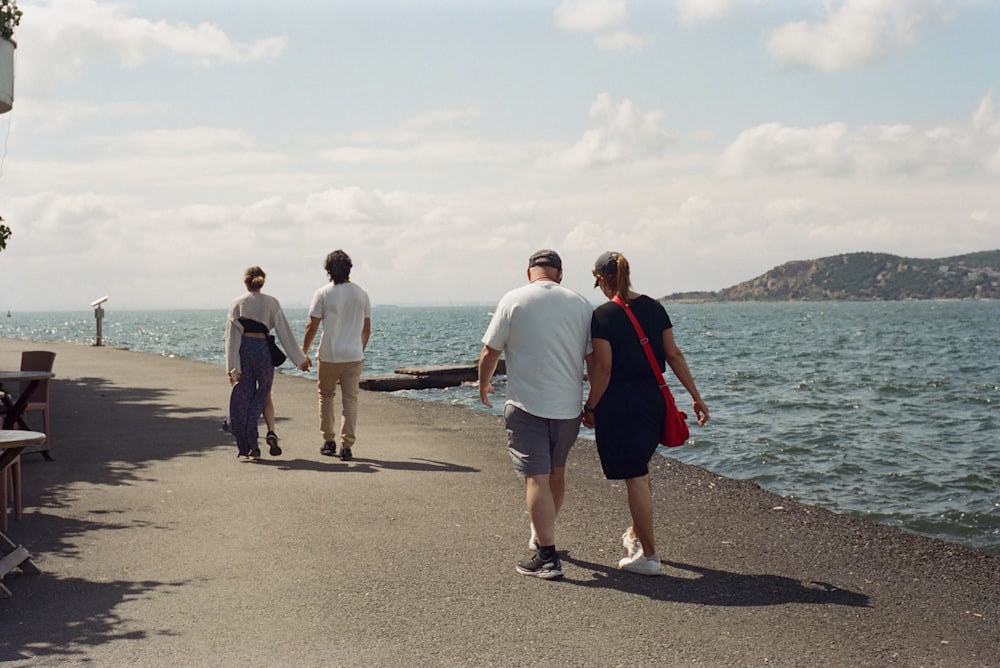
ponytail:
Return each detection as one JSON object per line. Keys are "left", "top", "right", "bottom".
{"left": 595, "top": 252, "right": 632, "bottom": 304}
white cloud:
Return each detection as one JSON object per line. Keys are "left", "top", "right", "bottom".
{"left": 8, "top": 98, "right": 152, "bottom": 131}
{"left": 675, "top": 0, "right": 740, "bottom": 27}
{"left": 720, "top": 94, "right": 1000, "bottom": 179}
{"left": 399, "top": 107, "right": 483, "bottom": 133}
{"left": 554, "top": 0, "right": 644, "bottom": 52}
{"left": 543, "top": 93, "right": 676, "bottom": 169}
{"left": 720, "top": 122, "right": 854, "bottom": 176}
{"left": 972, "top": 88, "right": 1000, "bottom": 136}
{"left": 554, "top": 0, "right": 629, "bottom": 33}
{"left": 594, "top": 30, "right": 646, "bottom": 52}
{"left": 125, "top": 127, "right": 255, "bottom": 154}
{"left": 766, "top": 0, "right": 949, "bottom": 71}
{"left": 15, "top": 0, "right": 286, "bottom": 96}
{"left": 319, "top": 140, "right": 535, "bottom": 165}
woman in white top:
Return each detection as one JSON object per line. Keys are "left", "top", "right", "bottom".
{"left": 224, "top": 266, "right": 310, "bottom": 461}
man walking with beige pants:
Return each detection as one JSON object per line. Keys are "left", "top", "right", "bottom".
{"left": 302, "top": 250, "right": 371, "bottom": 462}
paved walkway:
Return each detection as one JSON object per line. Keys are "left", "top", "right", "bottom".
{"left": 0, "top": 339, "right": 997, "bottom": 666}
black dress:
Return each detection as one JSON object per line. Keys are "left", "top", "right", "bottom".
{"left": 590, "top": 295, "right": 672, "bottom": 480}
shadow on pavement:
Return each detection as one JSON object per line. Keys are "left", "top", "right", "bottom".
{"left": 561, "top": 555, "right": 871, "bottom": 608}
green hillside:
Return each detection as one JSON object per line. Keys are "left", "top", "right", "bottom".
{"left": 662, "top": 250, "right": 1000, "bottom": 302}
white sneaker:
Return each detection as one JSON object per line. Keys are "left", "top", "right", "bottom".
{"left": 622, "top": 529, "right": 641, "bottom": 557}
{"left": 618, "top": 552, "right": 662, "bottom": 576}
{"left": 528, "top": 525, "right": 539, "bottom": 551}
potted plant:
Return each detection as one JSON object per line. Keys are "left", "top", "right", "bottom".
{"left": 0, "top": 0, "right": 19, "bottom": 114}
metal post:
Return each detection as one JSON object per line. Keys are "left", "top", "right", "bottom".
{"left": 90, "top": 296, "right": 108, "bottom": 347}
{"left": 94, "top": 305, "right": 104, "bottom": 346}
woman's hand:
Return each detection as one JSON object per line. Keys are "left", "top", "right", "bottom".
{"left": 582, "top": 411, "right": 595, "bottom": 429}
{"left": 692, "top": 398, "right": 709, "bottom": 426}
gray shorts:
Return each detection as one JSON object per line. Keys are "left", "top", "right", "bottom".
{"left": 504, "top": 404, "right": 580, "bottom": 478}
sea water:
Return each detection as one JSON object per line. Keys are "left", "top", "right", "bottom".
{"left": 2, "top": 301, "right": 998, "bottom": 555}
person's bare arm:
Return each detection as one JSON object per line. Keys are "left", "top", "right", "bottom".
{"left": 583, "top": 340, "right": 611, "bottom": 429}
{"left": 663, "top": 328, "right": 709, "bottom": 425}
{"left": 302, "top": 316, "right": 321, "bottom": 356}
{"left": 477, "top": 344, "right": 502, "bottom": 408}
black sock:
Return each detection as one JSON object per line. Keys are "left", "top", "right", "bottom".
{"left": 538, "top": 545, "right": 556, "bottom": 560}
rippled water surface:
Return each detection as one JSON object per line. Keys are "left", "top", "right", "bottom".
{"left": 3, "top": 301, "right": 997, "bottom": 554}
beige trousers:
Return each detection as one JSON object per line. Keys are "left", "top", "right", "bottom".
{"left": 317, "top": 360, "right": 363, "bottom": 447}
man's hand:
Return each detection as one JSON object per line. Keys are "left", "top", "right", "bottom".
{"left": 299, "top": 356, "right": 312, "bottom": 372}
{"left": 476, "top": 344, "right": 502, "bottom": 409}
{"left": 479, "top": 381, "right": 495, "bottom": 408}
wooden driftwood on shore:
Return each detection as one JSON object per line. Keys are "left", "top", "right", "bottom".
{"left": 360, "top": 361, "right": 506, "bottom": 392}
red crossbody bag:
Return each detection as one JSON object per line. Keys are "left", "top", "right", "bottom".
{"left": 612, "top": 297, "right": 690, "bottom": 448}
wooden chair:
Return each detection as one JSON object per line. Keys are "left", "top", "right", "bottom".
{"left": 18, "top": 351, "right": 56, "bottom": 444}
{"left": 0, "top": 351, "right": 55, "bottom": 529}
{"left": 0, "top": 450, "right": 20, "bottom": 532}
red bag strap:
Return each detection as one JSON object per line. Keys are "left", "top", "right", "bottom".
{"left": 611, "top": 296, "right": 670, "bottom": 395}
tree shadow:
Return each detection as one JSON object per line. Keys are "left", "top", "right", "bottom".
{"left": 2, "top": 371, "right": 483, "bottom": 658}
{"left": 560, "top": 555, "right": 871, "bottom": 608}
{"left": 0, "top": 573, "right": 187, "bottom": 662}
{"left": 1, "top": 374, "right": 248, "bottom": 656}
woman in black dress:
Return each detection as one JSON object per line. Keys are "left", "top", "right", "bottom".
{"left": 583, "top": 251, "right": 709, "bottom": 575}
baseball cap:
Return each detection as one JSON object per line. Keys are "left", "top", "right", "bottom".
{"left": 593, "top": 251, "right": 619, "bottom": 286}
{"left": 528, "top": 249, "right": 562, "bottom": 270}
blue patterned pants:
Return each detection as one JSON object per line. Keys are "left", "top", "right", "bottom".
{"left": 229, "top": 337, "right": 274, "bottom": 456}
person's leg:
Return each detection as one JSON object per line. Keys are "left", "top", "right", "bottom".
{"left": 549, "top": 466, "right": 566, "bottom": 519}
{"left": 533, "top": 416, "right": 577, "bottom": 545}
{"left": 525, "top": 474, "right": 557, "bottom": 546}
{"left": 317, "top": 361, "right": 341, "bottom": 443}
{"left": 624, "top": 474, "right": 656, "bottom": 557}
{"left": 231, "top": 339, "right": 271, "bottom": 457}
{"left": 505, "top": 406, "right": 562, "bottom": 577}
{"left": 245, "top": 349, "right": 274, "bottom": 455}
{"left": 228, "top": 379, "right": 253, "bottom": 456}
{"left": 623, "top": 476, "right": 651, "bottom": 549}
{"left": 263, "top": 393, "right": 275, "bottom": 433}
{"left": 338, "top": 361, "right": 363, "bottom": 450}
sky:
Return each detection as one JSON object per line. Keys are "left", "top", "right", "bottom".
{"left": 0, "top": 0, "right": 998, "bottom": 311}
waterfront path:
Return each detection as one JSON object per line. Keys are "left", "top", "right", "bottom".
{"left": 0, "top": 339, "right": 997, "bottom": 666}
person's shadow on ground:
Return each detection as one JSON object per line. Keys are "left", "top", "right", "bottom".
{"left": 560, "top": 555, "right": 871, "bottom": 608}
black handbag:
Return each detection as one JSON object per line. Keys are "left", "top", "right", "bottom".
{"left": 267, "top": 335, "right": 287, "bottom": 367}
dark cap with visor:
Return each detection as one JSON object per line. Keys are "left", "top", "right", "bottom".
{"left": 593, "top": 251, "right": 619, "bottom": 286}
{"left": 528, "top": 249, "right": 562, "bottom": 271}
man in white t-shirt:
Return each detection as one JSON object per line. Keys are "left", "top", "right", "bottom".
{"left": 478, "top": 249, "right": 593, "bottom": 579}
{"left": 302, "top": 250, "right": 372, "bottom": 462}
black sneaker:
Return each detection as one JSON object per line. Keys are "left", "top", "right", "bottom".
{"left": 248, "top": 448, "right": 261, "bottom": 461}
{"left": 266, "top": 431, "right": 282, "bottom": 456}
{"left": 516, "top": 552, "right": 563, "bottom": 579}
{"left": 320, "top": 441, "right": 337, "bottom": 457}
{"left": 340, "top": 447, "right": 353, "bottom": 462}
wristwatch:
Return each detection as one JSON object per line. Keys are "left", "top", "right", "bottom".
{"left": 583, "top": 404, "right": 594, "bottom": 414}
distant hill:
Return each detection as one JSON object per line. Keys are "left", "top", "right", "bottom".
{"left": 662, "top": 250, "right": 1000, "bottom": 302}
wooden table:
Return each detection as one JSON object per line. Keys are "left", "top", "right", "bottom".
{"left": 0, "top": 430, "right": 45, "bottom": 597}
{"left": 0, "top": 370, "right": 55, "bottom": 460}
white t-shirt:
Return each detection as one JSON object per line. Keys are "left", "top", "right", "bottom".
{"left": 482, "top": 280, "right": 593, "bottom": 419}
{"left": 309, "top": 281, "right": 371, "bottom": 363}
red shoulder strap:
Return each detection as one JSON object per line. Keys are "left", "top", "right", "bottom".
{"left": 611, "top": 296, "right": 668, "bottom": 391}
